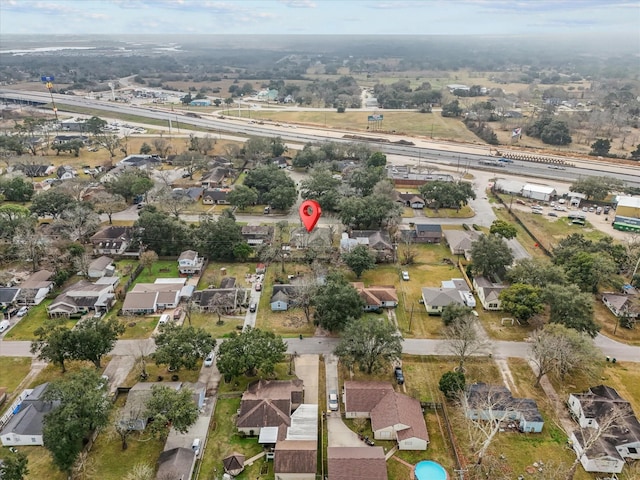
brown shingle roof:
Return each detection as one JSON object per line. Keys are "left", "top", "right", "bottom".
{"left": 371, "top": 392, "right": 429, "bottom": 443}
{"left": 274, "top": 440, "right": 317, "bottom": 474}
{"left": 327, "top": 446, "right": 387, "bottom": 480}
{"left": 344, "top": 381, "right": 394, "bottom": 414}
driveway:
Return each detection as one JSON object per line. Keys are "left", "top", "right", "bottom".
{"left": 293, "top": 354, "right": 319, "bottom": 404}
{"left": 325, "top": 354, "right": 362, "bottom": 447}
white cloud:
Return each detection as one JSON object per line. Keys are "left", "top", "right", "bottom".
{"left": 279, "top": 0, "right": 317, "bottom": 7}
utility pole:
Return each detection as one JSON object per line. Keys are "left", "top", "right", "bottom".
{"left": 408, "top": 303, "right": 414, "bottom": 333}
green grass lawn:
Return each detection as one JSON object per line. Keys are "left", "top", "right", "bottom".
{"left": 0, "top": 357, "right": 32, "bottom": 398}
{"left": 593, "top": 300, "right": 640, "bottom": 346}
{"left": 188, "top": 311, "right": 245, "bottom": 338}
{"left": 132, "top": 260, "right": 180, "bottom": 285}
{"left": 476, "top": 309, "right": 534, "bottom": 341}
{"left": 117, "top": 315, "right": 158, "bottom": 339}
{"left": 422, "top": 205, "right": 474, "bottom": 218}
{"left": 3, "top": 302, "right": 77, "bottom": 341}
{"left": 197, "top": 262, "right": 253, "bottom": 290}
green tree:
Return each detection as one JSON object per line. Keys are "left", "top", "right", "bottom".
{"left": 631, "top": 144, "right": 640, "bottom": 160}
{"left": 43, "top": 369, "right": 112, "bottom": 474}
{"left": 489, "top": 219, "right": 517, "bottom": 239}
{"left": 105, "top": 170, "right": 154, "bottom": 203}
{"left": 0, "top": 449, "right": 29, "bottom": 480}
{"left": 529, "top": 323, "right": 603, "bottom": 387}
{"left": 31, "top": 323, "right": 74, "bottom": 372}
{"left": 419, "top": 181, "right": 475, "bottom": 212}
{"left": 499, "top": 283, "right": 544, "bottom": 324}
{"left": 244, "top": 164, "right": 297, "bottom": 206}
{"left": 570, "top": 176, "right": 624, "bottom": 201}
{"left": 0, "top": 176, "right": 34, "bottom": 202}
{"left": 439, "top": 371, "right": 466, "bottom": 399}
{"left": 51, "top": 140, "right": 83, "bottom": 156}
{"left": 300, "top": 166, "right": 342, "bottom": 212}
{"left": 216, "top": 327, "right": 287, "bottom": 381}
{"left": 505, "top": 258, "right": 567, "bottom": 287}
{"left": 442, "top": 303, "right": 473, "bottom": 327}
{"left": 270, "top": 136, "right": 287, "bottom": 157}
{"left": 70, "top": 316, "right": 125, "bottom": 368}
{"left": 313, "top": 272, "right": 364, "bottom": 331}
{"left": 197, "top": 215, "right": 246, "bottom": 260}
{"left": 366, "top": 151, "right": 387, "bottom": 168}
{"left": 590, "top": 138, "right": 611, "bottom": 156}
{"left": 227, "top": 185, "right": 258, "bottom": 210}
{"left": 334, "top": 317, "right": 403, "bottom": 374}
{"left": 29, "top": 189, "right": 75, "bottom": 218}
{"left": 242, "top": 136, "right": 271, "bottom": 162}
{"left": 348, "top": 166, "right": 385, "bottom": 197}
{"left": 441, "top": 100, "right": 462, "bottom": 117}
{"left": 562, "top": 251, "right": 616, "bottom": 293}
{"left": 470, "top": 234, "right": 514, "bottom": 279}
{"left": 0, "top": 204, "right": 33, "bottom": 239}
{"left": 135, "top": 207, "right": 191, "bottom": 256}
{"left": 540, "top": 119, "right": 572, "bottom": 145}
{"left": 144, "top": 385, "right": 199, "bottom": 439}
{"left": 153, "top": 323, "right": 216, "bottom": 371}
{"left": 188, "top": 134, "right": 216, "bottom": 156}
{"left": 544, "top": 283, "right": 599, "bottom": 337}
{"left": 139, "top": 142, "right": 152, "bottom": 154}
{"left": 342, "top": 245, "right": 376, "bottom": 278}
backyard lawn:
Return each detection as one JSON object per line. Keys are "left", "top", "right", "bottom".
{"left": 3, "top": 301, "right": 77, "bottom": 341}
{"left": 0, "top": 357, "right": 32, "bottom": 402}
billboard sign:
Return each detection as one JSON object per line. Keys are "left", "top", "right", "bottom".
{"left": 367, "top": 114, "right": 384, "bottom": 121}
{"left": 40, "top": 75, "right": 55, "bottom": 82}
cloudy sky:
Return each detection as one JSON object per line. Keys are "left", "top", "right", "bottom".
{"left": 1, "top": 0, "right": 638, "bottom": 36}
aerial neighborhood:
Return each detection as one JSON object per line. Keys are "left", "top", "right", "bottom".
{"left": 1, "top": 28, "right": 640, "bottom": 480}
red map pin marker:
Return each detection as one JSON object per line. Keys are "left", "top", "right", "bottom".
{"left": 299, "top": 200, "right": 322, "bottom": 233}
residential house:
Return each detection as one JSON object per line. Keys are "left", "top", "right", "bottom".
{"left": 270, "top": 285, "right": 298, "bottom": 311}
{"left": 47, "top": 280, "right": 115, "bottom": 317}
{"left": 272, "top": 156, "right": 290, "bottom": 169}
{"left": 236, "top": 379, "right": 304, "bottom": 436}
{"left": 0, "top": 383, "right": 57, "bottom": 446}
{"left": 16, "top": 163, "right": 55, "bottom": 178}
{"left": 185, "top": 187, "right": 204, "bottom": 201}
{"left": 413, "top": 224, "right": 443, "bottom": 244}
{"left": 202, "top": 188, "right": 231, "bottom": 205}
{"left": 178, "top": 250, "right": 205, "bottom": 276}
{"left": 52, "top": 134, "right": 88, "bottom": 145}
{"left": 56, "top": 165, "right": 77, "bottom": 180}
{"left": 343, "top": 381, "right": 394, "bottom": 419}
{"left": 121, "top": 282, "right": 184, "bottom": 315}
{"left": 192, "top": 284, "right": 249, "bottom": 313}
{"left": 327, "top": 447, "right": 388, "bottom": 480}
{"left": 602, "top": 293, "right": 640, "bottom": 319}
{"left": 155, "top": 447, "right": 196, "bottom": 480}
{"left": 88, "top": 256, "right": 114, "bottom": 279}
{"left": 241, "top": 226, "right": 274, "bottom": 247}
{"left": 567, "top": 385, "right": 640, "bottom": 474}
{"left": 421, "top": 278, "right": 473, "bottom": 315}
{"left": 291, "top": 226, "right": 332, "bottom": 250}
{"left": 351, "top": 283, "right": 398, "bottom": 311}
{"left": 120, "top": 382, "right": 183, "bottom": 431}
{"left": 370, "top": 392, "right": 429, "bottom": 450}
{"left": 464, "top": 383, "right": 544, "bottom": 434}
{"left": 395, "top": 192, "right": 426, "bottom": 209}
{"left": 443, "top": 229, "right": 482, "bottom": 259}
{"left": 119, "top": 154, "right": 161, "bottom": 169}
{"left": 91, "top": 226, "right": 134, "bottom": 256}
{"left": 201, "top": 167, "right": 234, "bottom": 188}
{"left": 0, "top": 287, "right": 20, "bottom": 309}
{"left": 340, "top": 231, "right": 394, "bottom": 262}
{"left": 273, "top": 404, "right": 318, "bottom": 480}
{"left": 18, "top": 270, "right": 54, "bottom": 306}
{"left": 473, "top": 276, "right": 506, "bottom": 311}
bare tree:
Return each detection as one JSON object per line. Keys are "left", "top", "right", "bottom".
{"left": 91, "top": 191, "right": 127, "bottom": 225}
{"left": 59, "top": 177, "right": 91, "bottom": 202}
{"left": 445, "top": 315, "right": 489, "bottom": 372}
{"left": 14, "top": 225, "right": 47, "bottom": 272}
{"left": 399, "top": 236, "right": 417, "bottom": 265}
{"left": 152, "top": 137, "right": 172, "bottom": 158}
{"left": 53, "top": 204, "right": 101, "bottom": 242}
{"left": 140, "top": 250, "right": 158, "bottom": 273}
{"left": 208, "top": 292, "right": 234, "bottom": 325}
{"left": 73, "top": 250, "right": 93, "bottom": 278}
{"left": 290, "top": 278, "right": 319, "bottom": 323}
{"left": 156, "top": 187, "right": 193, "bottom": 219}
{"left": 124, "top": 462, "right": 154, "bottom": 480}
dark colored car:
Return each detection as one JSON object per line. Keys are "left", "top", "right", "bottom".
{"left": 394, "top": 366, "right": 404, "bottom": 385}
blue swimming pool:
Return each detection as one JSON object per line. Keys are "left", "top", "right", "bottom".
{"left": 415, "top": 460, "right": 448, "bottom": 480}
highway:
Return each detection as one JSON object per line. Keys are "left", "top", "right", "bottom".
{"left": 2, "top": 88, "right": 639, "bottom": 187}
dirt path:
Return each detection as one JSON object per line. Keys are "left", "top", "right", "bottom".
{"left": 527, "top": 360, "right": 575, "bottom": 435}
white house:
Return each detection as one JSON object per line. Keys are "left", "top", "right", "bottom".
{"left": 567, "top": 385, "right": 640, "bottom": 474}
{"left": 473, "top": 276, "right": 506, "bottom": 311}
{"left": 88, "top": 255, "right": 113, "bottom": 279}
{"left": 0, "top": 384, "right": 56, "bottom": 446}
{"left": 522, "top": 183, "right": 556, "bottom": 202}
{"left": 18, "top": 270, "right": 54, "bottom": 306}
{"left": 178, "top": 250, "right": 204, "bottom": 275}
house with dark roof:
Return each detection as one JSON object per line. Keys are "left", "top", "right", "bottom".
{"left": 121, "top": 282, "right": 184, "bottom": 314}
{"left": 236, "top": 379, "right": 304, "bottom": 436}
{"left": 18, "top": 270, "right": 54, "bottom": 305}
{"left": 192, "top": 284, "right": 249, "bottom": 313}
{"left": 327, "top": 447, "right": 388, "bottom": 480}
{"left": 443, "top": 229, "right": 482, "bottom": 259}
{"left": 344, "top": 381, "right": 395, "bottom": 418}
{"left": 0, "top": 287, "right": 20, "bottom": 309}
{"left": 351, "top": 283, "right": 398, "bottom": 311}
{"left": 412, "top": 224, "right": 443, "bottom": 244}
{"left": 120, "top": 382, "right": 183, "bottom": 431}
{"left": 465, "top": 383, "right": 544, "bottom": 434}
{"left": 473, "top": 276, "right": 506, "bottom": 311}
{"left": 0, "top": 383, "right": 57, "bottom": 446}
{"left": 568, "top": 385, "right": 640, "bottom": 474}
{"left": 395, "top": 191, "right": 426, "bottom": 209}
{"left": 241, "top": 226, "right": 274, "bottom": 246}
{"left": 90, "top": 226, "right": 134, "bottom": 256}
{"left": 371, "top": 392, "right": 429, "bottom": 450}
{"left": 602, "top": 293, "right": 640, "bottom": 320}
{"left": 340, "top": 230, "right": 394, "bottom": 262}
{"left": 202, "top": 188, "right": 231, "bottom": 205}
{"left": 274, "top": 440, "right": 317, "bottom": 480}
{"left": 56, "top": 165, "right": 77, "bottom": 180}
{"left": 178, "top": 250, "right": 204, "bottom": 275}
{"left": 155, "top": 447, "right": 196, "bottom": 480}
{"left": 269, "top": 284, "right": 299, "bottom": 311}
{"left": 119, "top": 154, "right": 161, "bottom": 169}
{"left": 47, "top": 280, "right": 115, "bottom": 318}
{"left": 201, "top": 167, "right": 234, "bottom": 188}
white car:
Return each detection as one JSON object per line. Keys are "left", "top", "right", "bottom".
{"left": 16, "top": 306, "right": 28, "bottom": 317}
{"left": 401, "top": 271, "right": 410, "bottom": 281}
{"left": 204, "top": 352, "right": 215, "bottom": 367}
{"left": 328, "top": 390, "right": 339, "bottom": 411}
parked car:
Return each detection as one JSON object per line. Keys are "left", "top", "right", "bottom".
{"left": 255, "top": 283, "right": 262, "bottom": 291}
{"left": 394, "top": 366, "right": 405, "bottom": 385}
{"left": 16, "top": 306, "right": 28, "bottom": 317}
{"left": 0, "top": 320, "right": 10, "bottom": 333}
{"left": 548, "top": 212, "right": 558, "bottom": 217}
{"left": 516, "top": 199, "right": 526, "bottom": 205}
{"left": 604, "top": 206, "right": 611, "bottom": 214}
{"left": 589, "top": 207, "right": 595, "bottom": 212}
{"left": 328, "top": 390, "right": 339, "bottom": 411}
{"left": 191, "top": 438, "right": 201, "bottom": 457}
{"left": 249, "top": 303, "right": 257, "bottom": 313}
{"left": 401, "top": 271, "right": 410, "bottom": 281}
{"left": 204, "top": 352, "right": 214, "bottom": 367}
{"left": 173, "top": 307, "right": 182, "bottom": 320}
{"left": 582, "top": 206, "right": 588, "bottom": 212}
